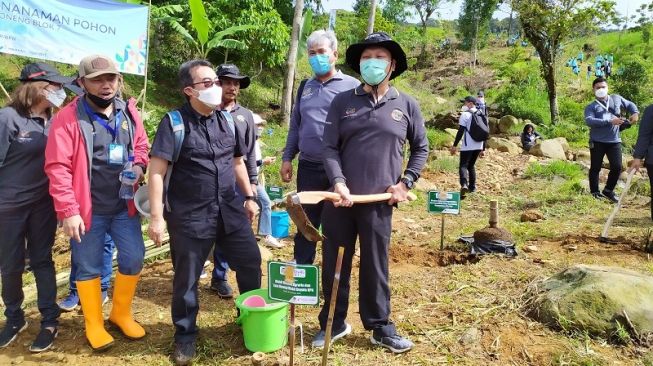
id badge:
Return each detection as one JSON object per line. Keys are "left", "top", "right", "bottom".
{"left": 108, "top": 144, "right": 125, "bottom": 165}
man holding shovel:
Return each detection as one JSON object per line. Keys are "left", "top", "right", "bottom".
{"left": 313, "top": 32, "right": 428, "bottom": 353}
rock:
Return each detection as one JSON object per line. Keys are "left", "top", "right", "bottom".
{"left": 445, "top": 128, "right": 458, "bottom": 138}
{"left": 528, "top": 156, "right": 538, "bottom": 163}
{"left": 523, "top": 245, "right": 539, "bottom": 253}
{"left": 575, "top": 149, "right": 591, "bottom": 162}
{"left": 601, "top": 155, "right": 630, "bottom": 172}
{"left": 520, "top": 210, "right": 544, "bottom": 222}
{"left": 499, "top": 115, "right": 519, "bottom": 133}
{"left": 529, "top": 139, "right": 567, "bottom": 160}
{"left": 488, "top": 117, "right": 500, "bottom": 134}
{"left": 526, "top": 265, "right": 653, "bottom": 341}
{"left": 486, "top": 137, "right": 521, "bottom": 154}
{"left": 459, "top": 327, "right": 481, "bottom": 345}
{"left": 553, "top": 137, "right": 570, "bottom": 153}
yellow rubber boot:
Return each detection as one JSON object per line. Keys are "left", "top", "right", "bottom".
{"left": 76, "top": 277, "right": 114, "bottom": 351}
{"left": 108, "top": 272, "right": 146, "bottom": 340}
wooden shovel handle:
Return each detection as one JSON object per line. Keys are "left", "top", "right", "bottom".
{"left": 349, "top": 192, "right": 418, "bottom": 203}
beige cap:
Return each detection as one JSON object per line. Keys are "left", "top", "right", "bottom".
{"left": 79, "top": 54, "right": 120, "bottom": 78}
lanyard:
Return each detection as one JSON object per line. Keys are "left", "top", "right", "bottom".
{"left": 220, "top": 110, "right": 236, "bottom": 136}
{"left": 82, "top": 98, "right": 122, "bottom": 141}
{"left": 596, "top": 97, "right": 611, "bottom": 114}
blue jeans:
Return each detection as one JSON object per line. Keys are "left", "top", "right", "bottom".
{"left": 71, "top": 210, "right": 144, "bottom": 281}
{"left": 256, "top": 184, "right": 272, "bottom": 236}
{"left": 69, "top": 234, "right": 115, "bottom": 292}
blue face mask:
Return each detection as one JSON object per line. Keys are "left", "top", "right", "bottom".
{"left": 309, "top": 54, "right": 332, "bottom": 76}
{"left": 360, "top": 58, "right": 390, "bottom": 86}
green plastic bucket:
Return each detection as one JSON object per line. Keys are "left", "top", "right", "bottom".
{"left": 235, "top": 288, "right": 288, "bottom": 353}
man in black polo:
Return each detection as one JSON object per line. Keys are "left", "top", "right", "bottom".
{"left": 314, "top": 32, "right": 428, "bottom": 354}
{"left": 147, "top": 59, "right": 261, "bottom": 366}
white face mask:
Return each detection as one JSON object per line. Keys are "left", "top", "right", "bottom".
{"left": 469, "top": 106, "right": 478, "bottom": 113}
{"left": 45, "top": 88, "right": 66, "bottom": 108}
{"left": 195, "top": 85, "right": 222, "bottom": 109}
{"left": 461, "top": 105, "right": 469, "bottom": 112}
{"left": 595, "top": 87, "right": 608, "bottom": 99}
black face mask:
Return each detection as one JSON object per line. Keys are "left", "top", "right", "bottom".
{"left": 87, "top": 93, "right": 115, "bottom": 109}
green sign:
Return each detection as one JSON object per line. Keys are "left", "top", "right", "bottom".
{"left": 268, "top": 261, "right": 319, "bottom": 305}
{"left": 427, "top": 191, "right": 461, "bottom": 215}
{"left": 266, "top": 186, "right": 283, "bottom": 201}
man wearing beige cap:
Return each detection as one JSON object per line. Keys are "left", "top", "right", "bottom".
{"left": 45, "top": 54, "right": 150, "bottom": 351}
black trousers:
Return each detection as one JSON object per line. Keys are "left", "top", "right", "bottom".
{"left": 646, "top": 164, "right": 653, "bottom": 219}
{"left": 318, "top": 202, "right": 397, "bottom": 338}
{"left": 459, "top": 150, "right": 481, "bottom": 190}
{"left": 293, "top": 159, "right": 330, "bottom": 264}
{"left": 169, "top": 214, "right": 261, "bottom": 342}
{"left": 0, "top": 197, "right": 59, "bottom": 328}
{"left": 589, "top": 141, "right": 622, "bottom": 193}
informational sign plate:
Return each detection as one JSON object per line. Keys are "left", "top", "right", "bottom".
{"left": 266, "top": 186, "right": 283, "bottom": 202}
{"left": 268, "top": 261, "right": 319, "bottom": 305}
{"left": 427, "top": 191, "right": 461, "bottom": 215}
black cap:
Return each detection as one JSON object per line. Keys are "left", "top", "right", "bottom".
{"left": 216, "top": 64, "right": 250, "bottom": 89}
{"left": 460, "top": 96, "right": 478, "bottom": 104}
{"left": 19, "top": 62, "right": 74, "bottom": 84}
{"left": 345, "top": 32, "right": 407, "bottom": 80}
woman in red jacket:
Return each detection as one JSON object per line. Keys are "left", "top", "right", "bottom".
{"left": 0, "top": 63, "right": 73, "bottom": 352}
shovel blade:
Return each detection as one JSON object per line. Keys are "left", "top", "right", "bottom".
{"left": 286, "top": 193, "right": 324, "bottom": 242}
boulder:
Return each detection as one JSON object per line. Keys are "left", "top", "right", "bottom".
{"left": 488, "top": 117, "right": 500, "bottom": 134}
{"left": 498, "top": 115, "right": 519, "bottom": 133}
{"left": 553, "top": 137, "right": 570, "bottom": 153}
{"left": 526, "top": 265, "right": 653, "bottom": 341}
{"left": 601, "top": 155, "right": 631, "bottom": 172}
{"left": 575, "top": 149, "right": 591, "bottom": 163}
{"left": 445, "top": 128, "right": 458, "bottom": 138}
{"left": 529, "top": 139, "right": 567, "bottom": 160}
{"left": 486, "top": 137, "right": 521, "bottom": 154}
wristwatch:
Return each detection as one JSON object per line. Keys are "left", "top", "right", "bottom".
{"left": 244, "top": 196, "right": 256, "bottom": 201}
{"left": 400, "top": 176, "right": 414, "bottom": 190}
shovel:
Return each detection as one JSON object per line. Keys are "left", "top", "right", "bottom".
{"left": 599, "top": 169, "right": 635, "bottom": 243}
{"left": 286, "top": 191, "right": 417, "bottom": 242}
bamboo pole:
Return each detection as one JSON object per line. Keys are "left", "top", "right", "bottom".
{"left": 140, "top": 0, "right": 152, "bottom": 115}
{"left": 321, "top": 246, "right": 345, "bottom": 366}
{"left": 489, "top": 200, "right": 498, "bottom": 228}
{"left": 0, "top": 81, "right": 12, "bottom": 102}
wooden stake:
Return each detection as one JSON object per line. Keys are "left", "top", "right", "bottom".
{"left": 289, "top": 303, "right": 295, "bottom": 366}
{"left": 440, "top": 214, "right": 445, "bottom": 250}
{"left": 0, "top": 81, "right": 12, "bottom": 102}
{"left": 321, "top": 246, "right": 345, "bottom": 366}
{"left": 489, "top": 200, "right": 498, "bottom": 228}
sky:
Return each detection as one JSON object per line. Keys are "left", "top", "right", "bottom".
{"left": 320, "top": 0, "right": 650, "bottom": 25}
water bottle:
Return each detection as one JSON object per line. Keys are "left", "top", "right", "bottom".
{"left": 119, "top": 156, "right": 137, "bottom": 200}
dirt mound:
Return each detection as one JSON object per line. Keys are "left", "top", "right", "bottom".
{"left": 474, "top": 227, "right": 513, "bottom": 243}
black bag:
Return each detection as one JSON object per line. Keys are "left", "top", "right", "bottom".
{"left": 468, "top": 110, "right": 490, "bottom": 141}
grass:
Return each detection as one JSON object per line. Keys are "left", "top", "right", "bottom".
{"left": 523, "top": 161, "right": 584, "bottom": 180}
{"left": 429, "top": 155, "right": 458, "bottom": 173}
{"left": 426, "top": 128, "right": 454, "bottom": 149}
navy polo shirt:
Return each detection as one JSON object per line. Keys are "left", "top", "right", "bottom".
{"left": 0, "top": 107, "right": 50, "bottom": 210}
{"left": 82, "top": 98, "right": 131, "bottom": 215}
{"left": 323, "top": 85, "right": 429, "bottom": 194}
{"left": 229, "top": 103, "right": 257, "bottom": 184}
{"left": 150, "top": 103, "right": 247, "bottom": 239}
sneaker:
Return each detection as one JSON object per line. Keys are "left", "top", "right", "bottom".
{"left": 602, "top": 190, "right": 619, "bottom": 204}
{"left": 209, "top": 280, "right": 233, "bottom": 299}
{"left": 263, "top": 235, "right": 283, "bottom": 248}
{"left": 173, "top": 341, "right": 196, "bottom": 366}
{"left": 591, "top": 191, "right": 604, "bottom": 199}
{"left": 370, "top": 333, "right": 414, "bottom": 354}
{"left": 28, "top": 327, "right": 57, "bottom": 353}
{"left": 101, "top": 290, "right": 109, "bottom": 306}
{"left": 311, "top": 323, "right": 352, "bottom": 348}
{"left": 0, "top": 320, "right": 28, "bottom": 348}
{"left": 461, "top": 184, "right": 469, "bottom": 200}
{"left": 58, "top": 291, "right": 80, "bottom": 312}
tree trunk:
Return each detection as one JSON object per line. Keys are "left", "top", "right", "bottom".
{"left": 507, "top": 0, "right": 513, "bottom": 39}
{"left": 472, "top": 13, "right": 480, "bottom": 67}
{"left": 541, "top": 53, "right": 560, "bottom": 124}
{"left": 280, "top": 0, "right": 304, "bottom": 127}
{"left": 367, "top": 0, "right": 378, "bottom": 35}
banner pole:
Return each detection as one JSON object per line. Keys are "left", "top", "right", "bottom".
{"left": 140, "top": 0, "right": 152, "bottom": 116}
{"left": 0, "top": 81, "right": 12, "bottom": 102}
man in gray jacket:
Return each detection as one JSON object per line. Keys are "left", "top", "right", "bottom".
{"left": 630, "top": 105, "right": 653, "bottom": 219}
{"left": 584, "top": 77, "right": 639, "bottom": 203}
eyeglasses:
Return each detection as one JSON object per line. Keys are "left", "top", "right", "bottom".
{"left": 191, "top": 78, "right": 220, "bottom": 88}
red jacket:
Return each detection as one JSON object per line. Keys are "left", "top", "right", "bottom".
{"left": 45, "top": 96, "right": 149, "bottom": 229}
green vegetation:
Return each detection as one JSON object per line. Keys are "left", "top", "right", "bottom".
{"left": 523, "top": 161, "right": 584, "bottom": 181}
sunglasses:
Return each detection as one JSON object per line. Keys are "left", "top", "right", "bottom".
{"left": 191, "top": 78, "right": 220, "bottom": 88}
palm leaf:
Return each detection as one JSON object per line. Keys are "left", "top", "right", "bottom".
{"left": 207, "top": 38, "right": 248, "bottom": 50}
{"left": 211, "top": 24, "right": 255, "bottom": 41}
{"left": 169, "top": 19, "right": 196, "bottom": 45}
